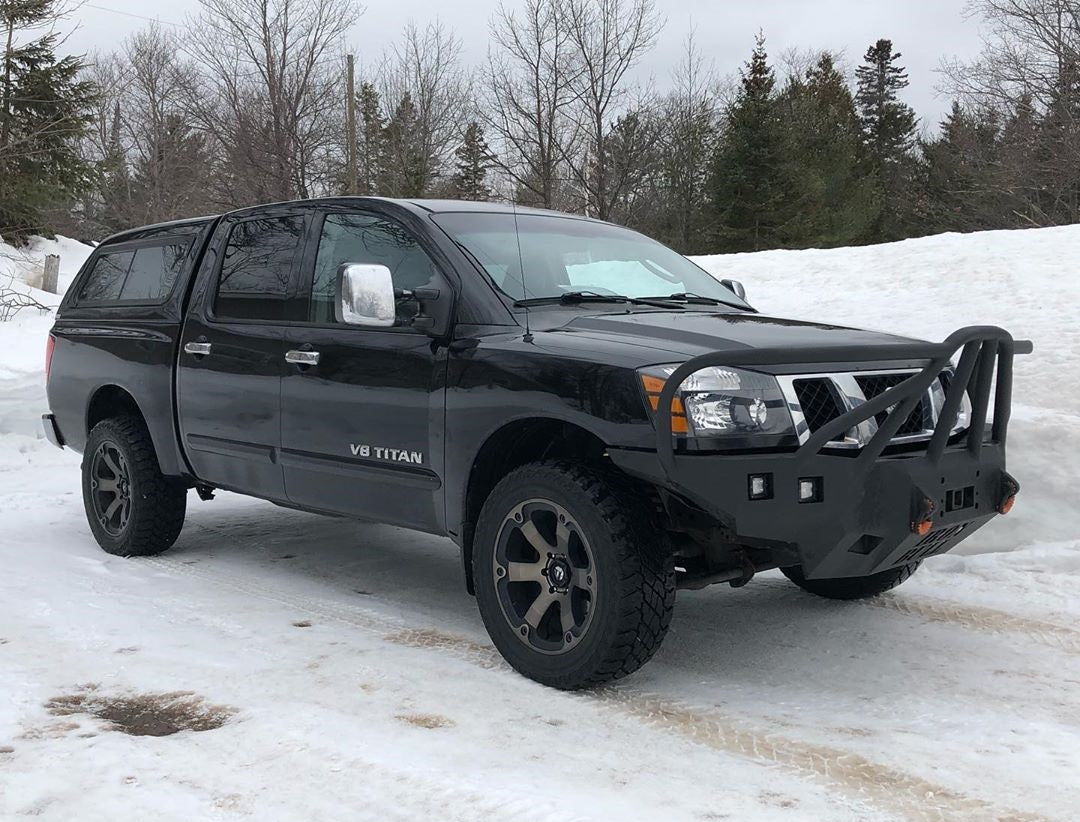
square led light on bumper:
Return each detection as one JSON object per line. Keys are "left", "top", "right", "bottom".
{"left": 798, "top": 477, "right": 823, "bottom": 504}
{"left": 748, "top": 473, "right": 773, "bottom": 500}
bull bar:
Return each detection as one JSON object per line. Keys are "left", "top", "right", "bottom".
{"left": 609, "top": 326, "right": 1035, "bottom": 579}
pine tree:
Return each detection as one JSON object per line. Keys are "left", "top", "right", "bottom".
{"left": 855, "top": 39, "right": 918, "bottom": 240}
{"left": 381, "top": 92, "right": 429, "bottom": 197}
{"left": 0, "top": 0, "right": 97, "bottom": 240}
{"left": 98, "top": 100, "right": 130, "bottom": 232}
{"left": 920, "top": 102, "right": 1001, "bottom": 232}
{"left": 356, "top": 81, "right": 384, "bottom": 196}
{"left": 778, "top": 52, "right": 878, "bottom": 247}
{"left": 451, "top": 121, "right": 494, "bottom": 200}
{"left": 709, "top": 33, "right": 792, "bottom": 251}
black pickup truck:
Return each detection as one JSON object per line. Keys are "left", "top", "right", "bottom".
{"left": 43, "top": 197, "right": 1031, "bottom": 689}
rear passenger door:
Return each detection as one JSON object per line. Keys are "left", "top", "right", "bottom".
{"left": 279, "top": 209, "right": 449, "bottom": 531}
{"left": 177, "top": 212, "right": 310, "bottom": 501}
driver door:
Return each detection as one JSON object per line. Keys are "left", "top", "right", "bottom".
{"left": 279, "top": 209, "right": 450, "bottom": 532}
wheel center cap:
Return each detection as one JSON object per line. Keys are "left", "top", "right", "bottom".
{"left": 547, "top": 558, "right": 570, "bottom": 589}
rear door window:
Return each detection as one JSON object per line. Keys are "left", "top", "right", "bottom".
{"left": 213, "top": 216, "right": 306, "bottom": 321}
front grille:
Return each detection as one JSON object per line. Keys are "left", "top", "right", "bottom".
{"left": 779, "top": 368, "right": 958, "bottom": 449}
{"left": 793, "top": 378, "right": 844, "bottom": 439}
{"left": 855, "top": 374, "right": 927, "bottom": 436}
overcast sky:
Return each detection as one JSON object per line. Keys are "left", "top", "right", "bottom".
{"left": 65, "top": 0, "right": 986, "bottom": 128}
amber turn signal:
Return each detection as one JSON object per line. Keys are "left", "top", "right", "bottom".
{"left": 998, "top": 494, "right": 1016, "bottom": 515}
{"left": 640, "top": 374, "right": 689, "bottom": 434}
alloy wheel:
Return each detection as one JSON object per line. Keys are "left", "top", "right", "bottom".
{"left": 89, "top": 441, "right": 132, "bottom": 536}
{"left": 492, "top": 498, "right": 597, "bottom": 655}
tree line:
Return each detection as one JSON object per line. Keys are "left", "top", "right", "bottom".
{"left": 3, "top": 0, "right": 1080, "bottom": 255}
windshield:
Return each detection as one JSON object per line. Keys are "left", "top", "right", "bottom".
{"left": 431, "top": 212, "right": 750, "bottom": 309}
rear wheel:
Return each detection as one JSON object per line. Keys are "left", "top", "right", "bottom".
{"left": 473, "top": 461, "right": 675, "bottom": 689}
{"left": 82, "top": 416, "right": 187, "bottom": 557}
{"left": 780, "top": 562, "right": 919, "bottom": 600}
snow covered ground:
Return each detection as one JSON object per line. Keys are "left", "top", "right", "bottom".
{"left": 1, "top": 227, "right": 1079, "bottom": 821}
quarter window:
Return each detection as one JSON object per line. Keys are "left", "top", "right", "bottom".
{"left": 214, "top": 216, "right": 306, "bottom": 321}
{"left": 79, "top": 251, "right": 134, "bottom": 302}
{"left": 309, "top": 213, "right": 439, "bottom": 324}
{"left": 77, "top": 241, "right": 189, "bottom": 304}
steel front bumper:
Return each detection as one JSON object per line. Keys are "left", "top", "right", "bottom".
{"left": 612, "top": 326, "right": 1032, "bottom": 580}
{"left": 610, "top": 443, "right": 1009, "bottom": 579}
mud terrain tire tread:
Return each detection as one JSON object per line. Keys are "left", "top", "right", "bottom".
{"left": 82, "top": 415, "right": 186, "bottom": 557}
{"left": 781, "top": 561, "right": 920, "bottom": 600}
{"left": 474, "top": 461, "right": 675, "bottom": 689}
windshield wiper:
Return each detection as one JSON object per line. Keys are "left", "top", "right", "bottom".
{"left": 514, "top": 290, "right": 686, "bottom": 309}
{"left": 646, "top": 291, "right": 737, "bottom": 307}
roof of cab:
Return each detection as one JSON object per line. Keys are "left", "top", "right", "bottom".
{"left": 99, "top": 197, "right": 597, "bottom": 245}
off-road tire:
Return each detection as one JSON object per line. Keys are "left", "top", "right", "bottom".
{"left": 82, "top": 416, "right": 187, "bottom": 556}
{"left": 473, "top": 461, "right": 675, "bottom": 689}
{"left": 780, "top": 561, "right": 920, "bottom": 600}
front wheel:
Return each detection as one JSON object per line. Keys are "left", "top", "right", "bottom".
{"left": 473, "top": 462, "right": 675, "bottom": 690}
{"left": 82, "top": 416, "right": 187, "bottom": 557}
{"left": 780, "top": 562, "right": 920, "bottom": 600}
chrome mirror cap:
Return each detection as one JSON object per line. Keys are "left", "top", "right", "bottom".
{"left": 337, "top": 263, "right": 395, "bottom": 327}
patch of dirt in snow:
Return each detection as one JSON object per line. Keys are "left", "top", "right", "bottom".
{"left": 395, "top": 713, "right": 455, "bottom": 729}
{"left": 43, "top": 685, "right": 235, "bottom": 737}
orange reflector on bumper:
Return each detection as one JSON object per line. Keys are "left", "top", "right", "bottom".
{"left": 998, "top": 495, "right": 1016, "bottom": 515}
{"left": 911, "top": 497, "right": 936, "bottom": 535}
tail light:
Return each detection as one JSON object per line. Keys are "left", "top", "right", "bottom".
{"left": 45, "top": 334, "right": 56, "bottom": 382}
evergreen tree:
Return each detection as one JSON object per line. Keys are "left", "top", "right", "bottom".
{"left": 779, "top": 52, "right": 878, "bottom": 246}
{"left": 98, "top": 100, "right": 130, "bottom": 232}
{"left": 356, "top": 81, "right": 384, "bottom": 196}
{"left": 855, "top": 39, "right": 918, "bottom": 240}
{"left": 381, "top": 92, "right": 429, "bottom": 197}
{"left": 920, "top": 102, "right": 1001, "bottom": 232}
{"left": 0, "top": 0, "right": 97, "bottom": 240}
{"left": 709, "top": 34, "right": 792, "bottom": 251}
{"left": 451, "top": 121, "right": 494, "bottom": 200}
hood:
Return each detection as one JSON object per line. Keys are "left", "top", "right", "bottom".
{"left": 545, "top": 309, "right": 927, "bottom": 370}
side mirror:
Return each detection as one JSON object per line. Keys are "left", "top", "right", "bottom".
{"left": 720, "top": 278, "right": 747, "bottom": 301}
{"left": 337, "top": 263, "right": 396, "bottom": 327}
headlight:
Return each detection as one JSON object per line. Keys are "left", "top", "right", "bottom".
{"left": 639, "top": 364, "right": 796, "bottom": 443}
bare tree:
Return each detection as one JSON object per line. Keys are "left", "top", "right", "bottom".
{"left": 656, "top": 30, "right": 719, "bottom": 251}
{"left": 123, "top": 25, "right": 214, "bottom": 224}
{"left": 484, "top": 0, "right": 577, "bottom": 208}
{"left": 941, "top": 0, "right": 1080, "bottom": 223}
{"left": 183, "top": 0, "right": 360, "bottom": 206}
{"left": 378, "top": 21, "right": 470, "bottom": 197}
{"left": 562, "top": 0, "right": 663, "bottom": 220}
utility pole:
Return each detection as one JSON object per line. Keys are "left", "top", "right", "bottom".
{"left": 345, "top": 53, "right": 358, "bottom": 195}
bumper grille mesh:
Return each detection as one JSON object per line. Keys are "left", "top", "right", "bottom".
{"left": 793, "top": 379, "right": 846, "bottom": 441}
{"left": 855, "top": 374, "right": 927, "bottom": 436}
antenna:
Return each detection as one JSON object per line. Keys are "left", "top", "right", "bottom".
{"left": 511, "top": 196, "right": 532, "bottom": 341}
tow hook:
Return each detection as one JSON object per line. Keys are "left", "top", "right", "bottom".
{"left": 195, "top": 484, "right": 216, "bottom": 501}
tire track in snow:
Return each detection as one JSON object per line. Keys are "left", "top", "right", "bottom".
{"left": 758, "top": 579, "right": 1080, "bottom": 655}
{"left": 142, "top": 555, "right": 1047, "bottom": 822}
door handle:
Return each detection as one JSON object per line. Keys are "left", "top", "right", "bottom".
{"left": 285, "top": 349, "right": 320, "bottom": 366}
{"left": 184, "top": 341, "right": 212, "bottom": 356}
